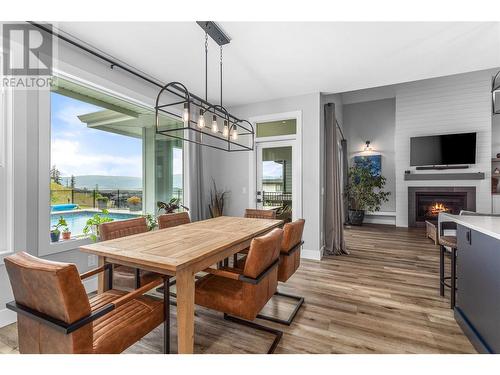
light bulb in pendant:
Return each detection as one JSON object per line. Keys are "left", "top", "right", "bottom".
{"left": 231, "top": 126, "right": 238, "bottom": 141}
{"left": 197, "top": 109, "right": 205, "bottom": 129}
{"left": 182, "top": 103, "right": 189, "bottom": 125}
{"left": 223, "top": 120, "right": 229, "bottom": 137}
{"left": 211, "top": 115, "right": 219, "bottom": 133}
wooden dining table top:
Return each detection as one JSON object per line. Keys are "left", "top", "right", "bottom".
{"left": 79, "top": 216, "right": 283, "bottom": 273}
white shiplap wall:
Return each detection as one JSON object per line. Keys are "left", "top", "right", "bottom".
{"left": 395, "top": 70, "right": 493, "bottom": 227}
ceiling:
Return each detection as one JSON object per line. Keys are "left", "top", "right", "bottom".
{"left": 57, "top": 22, "right": 500, "bottom": 107}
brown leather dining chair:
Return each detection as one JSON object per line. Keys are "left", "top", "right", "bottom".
{"left": 195, "top": 228, "right": 284, "bottom": 354}
{"left": 232, "top": 208, "right": 278, "bottom": 266}
{"left": 99, "top": 217, "right": 160, "bottom": 291}
{"left": 256, "top": 219, "right": 305, "bottom": 325}
{"left": 4, "top": 252, "right": 170, "bottom": 354}
{"left": 158, "top": 211, "right": 191, "bottom": 229}
{"left": 244, "top": 208, "right": 277, "bottom": 220}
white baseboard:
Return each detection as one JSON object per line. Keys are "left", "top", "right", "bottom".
{"left": 0, "top": 308, "right": 16, "bottom": 328}
{"left": 301, "top": 248, "right": 321, "bottom": 261}
{"left": 364, "top": 211, "right": 396, "bottom": 225}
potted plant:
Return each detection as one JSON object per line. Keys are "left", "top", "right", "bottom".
{"left": 127, "top": 196, "right": 142, "bottom": 211}
{"left": 50, "top": 217, "right": 67, "bottom": 242}
{"left": 96, "top": 195, "right": 109, "bottom": 210}
{"left": 62, "top": 227, "right": 72, "bottom": 240}
{"left": 157, "top": 198, "right": 189, "bottom": 214}
{"left": 345, "top": 159, "right": 390, "bottom": 225}
{"left": 83, "top": 209, "right": 114, "bottom": 241}
{"left": 208, "top": 179, "right": 226, "bottom": 218}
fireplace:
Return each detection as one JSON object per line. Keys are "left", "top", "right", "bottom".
{"left": 408, "top": 187, "right": 476, "bottom": 227}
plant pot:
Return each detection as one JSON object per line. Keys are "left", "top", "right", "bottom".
{"left": 97, "top": 201, "right": 108, "bottom": 210}
{"left": 50, "top": 231, "right": 60, "bottom": 242}
{"left": 62, "top": 232, "right": 71, "bottom": 240}
{"left": 128, "top": 203, "right": 142, "bottom": 212}
{"left": 348, "top": 209, "right": 365, "bottom": 226}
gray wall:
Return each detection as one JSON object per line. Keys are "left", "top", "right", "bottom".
{"left": 342, "top": 98, "right": 396, "bottom": 212}
{"left": 203, "top": 93, "right": 323, "bottom": 259}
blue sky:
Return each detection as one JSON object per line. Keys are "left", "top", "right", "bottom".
{"left": 51, "top": 92, "right": 143, "bottom": 177}
{"left": 51, "top": 92, "right": 183, "bottom": 179}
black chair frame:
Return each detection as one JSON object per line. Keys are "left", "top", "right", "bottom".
{"left": 6, "top": 263, "right": 172, "bottom": 354}
{"left": 256, "top": 241, "right": 305, "bottom": 326}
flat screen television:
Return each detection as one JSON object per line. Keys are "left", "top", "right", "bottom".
{"left": 410, "top": 132, "right": 477, "bottom": 166}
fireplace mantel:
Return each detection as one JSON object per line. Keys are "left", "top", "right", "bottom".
{"left": 404, "top": 172, "right": 485, "bottom": 181}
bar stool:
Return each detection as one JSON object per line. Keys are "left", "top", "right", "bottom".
{"left": 438, "top": 230, "right": 457, "bottom": 309}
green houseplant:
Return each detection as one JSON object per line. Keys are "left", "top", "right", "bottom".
{"left": 50, "top": 217, "right": 67, "bottom": 242}
{"left": 345, "top": 159, "right": 390, "bottom": 225}
{"left": 157, "top": 198, "right": 189, "bottom": 214}
{"left": 83, "top": 209, "right": 114, "bottom": 241}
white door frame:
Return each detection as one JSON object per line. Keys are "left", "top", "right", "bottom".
{"left": 248, "top": 111, "right": 302, "bottom": 221}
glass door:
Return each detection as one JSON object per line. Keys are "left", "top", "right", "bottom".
{"left": 256, "top": 143, "right": 293, "bottom": 222}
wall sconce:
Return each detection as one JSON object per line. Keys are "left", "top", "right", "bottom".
{"left": 363, "top": 140, "right": 373, "bottom": 152}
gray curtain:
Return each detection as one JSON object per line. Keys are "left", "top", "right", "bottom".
{"left": 341, "top": 139, "right": 349, "bottom": 224}
{"left": 187, "top": 133, "right": 205, "bottom": 221}
{"left": 324, "top": 103, "right": 348, "bottom": 255}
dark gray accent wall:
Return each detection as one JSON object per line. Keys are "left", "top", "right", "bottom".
{"left": 343, "top": 98, "right": 396, "bottom": 212}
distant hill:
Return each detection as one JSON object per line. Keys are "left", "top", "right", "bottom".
{"left": 60, "top": 174, "right": 182, "bottom": 190}
{"left": 60, "top": 175, "right": 142, "bottom": 190}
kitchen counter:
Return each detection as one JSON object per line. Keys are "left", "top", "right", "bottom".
{"left": 440, "top": 212, "right": 500, "bottom": 353}
{"left": 439, "top": 212, "right": 500, "bottom": 240}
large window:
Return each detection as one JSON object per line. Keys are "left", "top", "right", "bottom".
{"left": 49, "top": 80, "right": 145, "bottom": 239}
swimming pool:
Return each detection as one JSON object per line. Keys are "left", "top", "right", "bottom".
{"left": 50, "top": 210, "right": 140, "bottom": 236}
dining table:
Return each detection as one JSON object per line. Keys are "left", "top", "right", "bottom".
{"left": 79, "top": 215, "right": 283, "bottom": 354}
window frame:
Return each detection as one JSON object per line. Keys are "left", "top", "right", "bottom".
{"left": 38, "top": 73, "right": 154, "bottom": 256}
{"left": 0, "top": 86, "right": 14, "bottom": 262}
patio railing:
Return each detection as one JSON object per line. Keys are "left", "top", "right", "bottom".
{"left": 262, "top": 191, "right": 292, "bottom": 207}
{"left": 50, "top": 188, "right": 183, "bottom": 211}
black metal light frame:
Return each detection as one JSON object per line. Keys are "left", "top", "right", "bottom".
{"left": 155, "top": 21, "right": 255, "bottom": 152}
{"left": 155, "top": 81, "right": 255, "bottom": 152}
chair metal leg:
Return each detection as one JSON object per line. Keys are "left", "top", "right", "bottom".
{"left": 223, "top": 313, "right": 283, "bottom": 354}
{"left": 451, "top": 247, "right": 457, "bottom": 309}
{"left": 256, "top": 290, "right": 304, "bottom": 326}
{"left": 439, "top": 245, "right": 445, "bottom": 296}
{"left": 163, "top": 277, "right": 170, "bottom": 354}
{"left": 135, "top": 268, "right": 141, "bottom": 289}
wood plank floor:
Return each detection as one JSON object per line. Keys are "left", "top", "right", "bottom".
{"left": 0, "top": 224, "right": 476, "bottom": 354}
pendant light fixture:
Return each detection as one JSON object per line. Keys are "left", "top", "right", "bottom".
{"left": 154, "top": 21, "right": 254, "bottom": 152}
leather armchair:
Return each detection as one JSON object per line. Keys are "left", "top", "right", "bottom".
{"left": 99, "top": 217, "right": 160, "bottom": 291}
{"left": 4, "top": 252, "right": 169, "bottom": 354}
{"left": 195, "top": 228, "right": 284, "bottom": 353}
{"left": 158, "top": 212, "right": 191, "bottom": 229}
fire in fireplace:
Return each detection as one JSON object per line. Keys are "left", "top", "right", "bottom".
{"left": 408, "top": 187, "right": 476, "bottom": 227}
{"left": 428, "top": 202, "right": 450, "bottom": 216}
{"left": 416, "top": 193, "right": 467, "bottom": 223}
